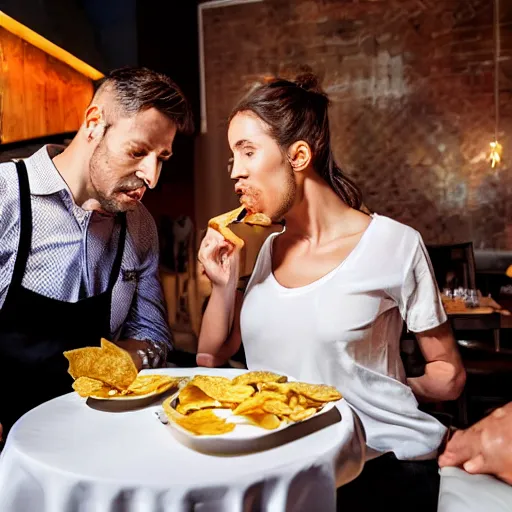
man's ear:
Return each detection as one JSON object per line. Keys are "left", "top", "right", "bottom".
{"left": 85, "top": 105, "right": 106, "bottom": 141}
{"left": 287, "top": 141, "right": 312, "bottom": 172}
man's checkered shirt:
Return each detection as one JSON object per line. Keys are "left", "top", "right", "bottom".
{"left": 0, "top": 145, "right": 172, "bottom": 349}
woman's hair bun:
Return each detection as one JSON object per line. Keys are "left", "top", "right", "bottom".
{"left": 293, "top": 72, "right": 321, "bottom": 92}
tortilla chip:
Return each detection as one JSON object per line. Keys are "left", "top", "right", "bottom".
{"left": 208, "top": 207, "right": 272, "bottom": 249}
{"left": 243, "top": 212, "right": 272, "bottom": 226}
{"left": 72, "top": 377, "right": 112, "bottom": 398}
{"left": 190, "top": 375, "right": 255, "bottom": 403}
{"left": 232, "top": 371, "right": 287, "bottom": 386}
{"left": 176, "top": 384, "right": 222, "bottom": 414}
{"left": 208, "top": 206, "right": 246, "bottom": 248}
{"left": 64, "top": 338, "right": 137, "bottom": 390}
{"left": 163, "top": 397, "right": 235, "bottom": 436}
{"left": 233, "top": 391, "right": 288, "bottom": 415}
{"left": 260, "top": 382, "right": 342, "bottom": 402}
{"left": 126, "top": 375, "right": 182, "bottom": 396}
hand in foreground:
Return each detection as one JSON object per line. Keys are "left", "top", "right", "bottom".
{"left": 198, "top": 228, "right": 240, "bottom": 288}
{"left": 439, "top": 402, "right": 512, "bottom": 484}
{"left": 114, "top": 339, "right": 166, "bottom": 370}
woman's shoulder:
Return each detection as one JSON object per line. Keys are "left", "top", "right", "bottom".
{"left": 372, "top": 213, "right": 420, "bottom": 239}
{"left": 369, "top": 213, "right": 424, "bottom": 257}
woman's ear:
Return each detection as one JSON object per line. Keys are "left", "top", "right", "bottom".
{"left": 287, "top": 141, "right": 312, "bottom": 172}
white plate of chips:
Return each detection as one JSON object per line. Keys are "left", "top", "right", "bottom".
{"left": 82, "top": 375, "right": 188, "bottom": 411}
{"left": 156, "top": 371, "right": 343, "bottom": 454}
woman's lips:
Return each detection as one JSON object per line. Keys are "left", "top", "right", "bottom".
{"left": 240, "top": 196, "right": 257, "bottom": 212}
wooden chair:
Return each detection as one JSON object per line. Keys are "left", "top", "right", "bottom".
{"left": 426, "top": 242, "right": 477, "bottom": 291}
{"left": 419, "top": 243, "right": 512, "bottom": 426}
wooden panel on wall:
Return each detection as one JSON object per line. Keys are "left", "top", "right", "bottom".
{"left": 0, "top": 27, "right": 94, "bottom": 144}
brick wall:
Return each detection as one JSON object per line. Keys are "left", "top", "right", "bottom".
{"left": 199, "top": 0, "right": 512, "bottom": 250}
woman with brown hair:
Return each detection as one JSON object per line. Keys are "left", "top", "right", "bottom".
{"left": 197, "top": 72, "right": 465, "bottom": 511}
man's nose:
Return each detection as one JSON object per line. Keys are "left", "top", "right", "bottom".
{"left": 136, "top": 155, "right": 162, "bottom": 189}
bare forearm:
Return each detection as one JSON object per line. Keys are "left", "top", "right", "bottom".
{"left": 408, "top": 360, "right": 466, "bottom": 402}
{"left": 198, "top": 286, "right": 237, "bottom": 355}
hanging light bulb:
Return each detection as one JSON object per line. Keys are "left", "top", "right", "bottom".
{"left": 489, "top": 0, "right": 503, "bottom": 168}
{"left": 489, "top": 140, "right": 503, "bottom": 168}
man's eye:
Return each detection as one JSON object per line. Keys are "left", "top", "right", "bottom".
{"left": 131, "top": 151, "right": 146, "bottom": 158}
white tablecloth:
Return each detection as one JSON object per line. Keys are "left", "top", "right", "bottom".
{"left": 439, "top": 467, "right": 512, "bottom": 512}
{"left": 0, "top": 368, "right": 365, "bottom": 512}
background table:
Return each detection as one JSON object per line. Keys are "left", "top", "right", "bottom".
{"left": 0, "top": 368, "right": 365, "bottom": 512}
{"left": 438, "top": 467, "right": 512, "bottom": 512}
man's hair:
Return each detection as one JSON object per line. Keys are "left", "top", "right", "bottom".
{"left": 93, "top": 67, "right": 194, "bottom": 134}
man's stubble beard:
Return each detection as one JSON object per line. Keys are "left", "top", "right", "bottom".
{"left": 89, "top": 136, "right": 129, "bottom": 214}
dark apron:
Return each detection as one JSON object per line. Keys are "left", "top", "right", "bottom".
{"left": 0, "top": 160, "right": 126, "bottom": 437}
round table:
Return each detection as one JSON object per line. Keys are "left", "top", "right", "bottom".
{"left": 0, "top": 368, "right": 365, "bottom": 512}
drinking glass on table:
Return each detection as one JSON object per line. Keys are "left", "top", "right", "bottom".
{"left": 442, "top": 288, "right": 453, "bottom": 299}
{"left": 465, "top": 289, "right": 480, "bottom": 308}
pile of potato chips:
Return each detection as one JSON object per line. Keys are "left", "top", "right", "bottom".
{"left": 162, "top": 371, "right": 342, "bottom": 436}
{"left": 64, "top": 339, "right": 182, "bottom": 398}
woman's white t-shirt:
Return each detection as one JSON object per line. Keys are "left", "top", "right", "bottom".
{"left": 240, "top": 214, "right": 448, "bottom": 460}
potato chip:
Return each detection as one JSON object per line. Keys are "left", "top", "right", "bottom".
{"left": 289, "top": 394, "right": 298, "bottom": 408}
{"left": 233, "top": 391, "right": 287, "bottom": 415}
{"left": 163, "top": 397, "right": 235, "bottom": 435}
{"left": 233, "top": 395, "right": 267, "bottom": 415}
{"left": 257, "top": 391, "right": 289, "bottom": 402}
{"left": 176, "top": 384, "right": 221, "bottom": 414}
{"left": 288, "top": 407, "right": 318, "bottom": 422}
{"left": 191, "top": 375, "right": 255, "bottom": 403}
{"left": 243, "top": 412, "right": 281, "bottom": 430}
{"left": 64, "top": 338, "right": 137, "bottom": 390}
{"left": 297, "top": 394, "right": 307, "bottom": 406}
{"left": 232, "top": 371, "right": 287, "bottom": 387}
{"left": 304, "top": 399, "right": 325, "bottom": 408}
{"left": 221, "top": 402, "right": 238, "bottom": 410}
{"left": 262, "top": 399, "right": 294, "bottom": 416}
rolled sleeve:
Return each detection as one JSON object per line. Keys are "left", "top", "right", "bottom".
{"left": 400, "top": 232, "right": 447, "bottom": 333}
{"left": 119, "top": 207, "right": 172, "bottom": 350}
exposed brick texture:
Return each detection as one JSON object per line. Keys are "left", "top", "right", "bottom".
{"left": 200, "top": 0, "right": 512, "bottom": 250}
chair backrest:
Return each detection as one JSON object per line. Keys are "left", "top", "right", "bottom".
{"left": 426, "top": 242, "right": 477, "bottom": 291}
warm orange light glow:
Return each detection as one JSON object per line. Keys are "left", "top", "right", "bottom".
{"left": 0, "top": 10, "right": 104, "bottom": 80}
{"left": 488, "top": 140, "right": 503, "bottom": 169}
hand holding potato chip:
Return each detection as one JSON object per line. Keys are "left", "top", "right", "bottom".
{"left": 207, "top": 206, "right": 271, "bottom": 250}
{"left": 198, "top": 228, "right": 241, "bottom": 289}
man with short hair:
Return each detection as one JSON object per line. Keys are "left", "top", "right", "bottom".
{"left": 0, "top": 67, "right": 193, "bottom": 437}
